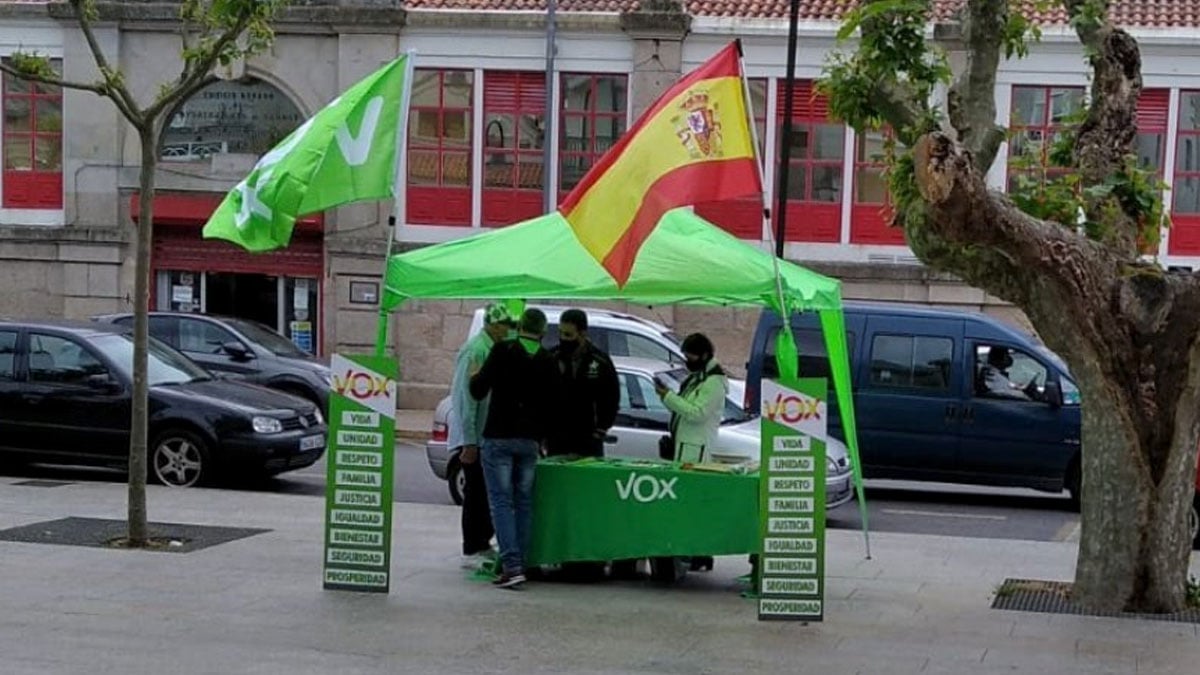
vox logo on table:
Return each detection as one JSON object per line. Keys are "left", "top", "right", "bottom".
{"left": 615, "top": 472, "right": 678, "bottom": 503}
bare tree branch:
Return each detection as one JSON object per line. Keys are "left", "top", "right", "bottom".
{"left": 1063, "top": 0, "right": 1144, "bottom": 255}
{"left": 0, "top": 59, "right": 104, "bottom": 96}
{"left": 946, "top": 0, "right": 1007, "bottom": 173}
{"left": 68, "top": 0, "right": 144, "bottom": 125}
{"left": 872, "top": 80, "right": 927, "bottom": 143}
{"left": 0, "top": 58, "right": 142, "bottom": 123}
{"left": 179, "top": 0, "right": 197, "bottom": 56}
{"left": 146, "top": 12, "right": 253, "bottom": 120}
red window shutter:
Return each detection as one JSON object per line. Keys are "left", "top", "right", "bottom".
{"left": 1138, "top": 89, "right": 1169, "bottom": 131}
{"left": 775, "top": 80, "right": 830, "bottom": 120}
{"left": 484, "top": 72, "right": 545, "bottom": 111}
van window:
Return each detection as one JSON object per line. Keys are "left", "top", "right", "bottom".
{"left": 762, "top": 327, "right": 856, "bottom": 381}
{"left": 869, "top": 335, "right": 953, "bottom": 390}
{"left": 973, "top": 343, "right": 1049, "bottom": 402}
{"left": 0, "top": 330, "right": 16, "bottom": 379}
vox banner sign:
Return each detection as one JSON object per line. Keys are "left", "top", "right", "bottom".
{"left": 758, "top": 378, "right": 828, "bottom": 621}
{"left": 322, "top": 354, "right": 398, "bottom": 592}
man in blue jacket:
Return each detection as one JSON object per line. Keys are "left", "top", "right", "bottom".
{"left": 449, "top": 303, "right": 516, "bottom": 570}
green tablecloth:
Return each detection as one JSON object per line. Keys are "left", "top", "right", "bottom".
{"left": 527, "top": 457, "right": 760, "bottom": 566}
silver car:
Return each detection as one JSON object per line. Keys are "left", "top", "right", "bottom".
{"left": 425, "top": 356, "right": 854, "bottom": 509}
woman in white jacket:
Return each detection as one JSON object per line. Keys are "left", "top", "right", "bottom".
{"left": 654, "top": 333, "right": 727, "bottom": 464}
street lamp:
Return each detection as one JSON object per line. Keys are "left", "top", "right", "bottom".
{"left": 773, "top": 0, "right": 802, "bottom": 258}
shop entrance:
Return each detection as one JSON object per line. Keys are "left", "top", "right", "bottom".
{"left": 206, "top": 273, "right": 279, "bottom": 328}
{"left": 155, "top": 270, "right": 320, "bottom": 355}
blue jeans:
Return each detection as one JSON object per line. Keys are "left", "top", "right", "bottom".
{"left": 480, "top": 438, "right": 539, "bottom": 574}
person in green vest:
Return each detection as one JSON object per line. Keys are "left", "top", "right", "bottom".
{"left": 449, "top": 302, "right": 517, "bottom": 570}
{"left": 654, "top": 332, "right": 727, "bottom": 464}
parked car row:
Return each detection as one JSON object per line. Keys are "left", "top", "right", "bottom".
{"left": 0, "top": 316, "right": 330, "bottom": 487}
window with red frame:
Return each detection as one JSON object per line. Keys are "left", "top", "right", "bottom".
{"left": 1136, "top": 89, "right": 1169, "bottom": 254}
{"left": 1170, "top": 92, "right": 1200, "bottom": 254}
{"left": 693, "top": 78, "right": 767, "bottom": 239}
{"left": 1007, "top": 85, "right": 1085, "bottom": 189}
{"left": 776, "top": 80, "right": 845, "bottom": 243}
{"left": 407, "top": 69, "right": 473, "bottom": 226}
{"left": 2, "top": 58, "right": 63, "bottom": 209}
{"left": 850, "top": 127, "right": 905, "bottom": 245}
{"left": 1136, "top": 89, "right": 1169, "bottom": 174}
{"left": 481, "top": 71, "right": 546, "bottom": 227}
{"left": 559, "top": 73, "right": 627, "bottom": 197}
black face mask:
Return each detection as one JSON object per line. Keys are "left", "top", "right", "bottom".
{"left": 559, "top": 339, "right": 579, "bottom": 354}
{"left": 685, "top": 358, "right": 705, "bottom": 372}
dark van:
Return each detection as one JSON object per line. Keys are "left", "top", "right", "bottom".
{"left": 745, "top": 302, "right": 1083, "bottom": 503}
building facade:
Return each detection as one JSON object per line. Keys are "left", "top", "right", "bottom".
{"left": 1, "top": 0, "right": 1197, "bottom": 405}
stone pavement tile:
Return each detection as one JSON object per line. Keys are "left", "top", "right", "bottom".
{"left": 1010, "top": 611, "right": 1199, "bottom": 641}
{"left": 981, "top": 639, "right": 1136, "bottom": 673}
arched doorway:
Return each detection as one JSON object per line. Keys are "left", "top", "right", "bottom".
{"left": 141, "top": 77, "right": 324, "bottom": 356}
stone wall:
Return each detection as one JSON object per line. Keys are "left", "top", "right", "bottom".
{"left": 0, "top": 228, "right": 130, "bottom": 320}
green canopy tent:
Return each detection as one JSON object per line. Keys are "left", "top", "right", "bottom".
{"left": 380, "top": 207, "right": 870, "bottom": 555}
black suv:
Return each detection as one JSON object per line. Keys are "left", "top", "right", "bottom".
{"left": 0, "top": 320, "right": 326, "bottom": 486}
{"left": 94, "top": 312, "right": 330, "bottom": 411}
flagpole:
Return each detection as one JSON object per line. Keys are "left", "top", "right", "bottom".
{"left": 375, "top": 50, "right": 418, "bottom": 358}
{"left": 542, "top": 0, "right": 558, "bottom": 213}
{"left": 736, "top": 41, "right": 791, "bottom": 355}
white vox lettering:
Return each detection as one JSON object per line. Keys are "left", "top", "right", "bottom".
{"left": 233, "top": 116, "right": 316, "bottom": 230}
{"left": 335, "top": 96, "right": 384, "bottom": 166}
{"left": 615, "top": 472, "right": 678, "bottom": 503}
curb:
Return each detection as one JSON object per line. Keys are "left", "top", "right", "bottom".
{"left": 396, "top": 430, "right": 431, "bottom": 442}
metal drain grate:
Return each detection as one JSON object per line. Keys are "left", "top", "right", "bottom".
{"left": 0, "top": 517, "right": 270, "bottom": 553}
{"left": 992, "top": 578, "right": 1200, "bottom": 624}
{"left": 11, "top": 480, "right": 73, "bottom": 488}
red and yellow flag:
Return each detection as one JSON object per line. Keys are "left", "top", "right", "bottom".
{"left": 558, "top": 42, "right": 763, "bottom": 286}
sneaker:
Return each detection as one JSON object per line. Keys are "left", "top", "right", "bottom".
{"left": 493, "top": 572, "right": 527, "bottom": 589}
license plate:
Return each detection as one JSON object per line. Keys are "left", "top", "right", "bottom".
{"left": 299, "top": 435, "right": 324, "bottom": 452}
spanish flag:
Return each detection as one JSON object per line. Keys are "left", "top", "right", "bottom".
{"left": 558, "top": 42, "right": 763, "bottom": 286}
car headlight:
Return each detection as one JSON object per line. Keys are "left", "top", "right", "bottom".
{"left": 253, "top": 416, "right": 283, "bottom": 434}
{"left": 826, "top": 456, "right": 841, "bottom": 473}
{"left": 313, "top": 408, "right": 325, "bottom": 426}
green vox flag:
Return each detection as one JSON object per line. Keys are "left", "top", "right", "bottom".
{"left": 203, "top": 53, "right": 413, "bottom": 251}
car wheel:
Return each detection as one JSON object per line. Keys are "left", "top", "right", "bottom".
{"left": 446, "top": 457, "right": 465, "bottom": 506}
{"left": 151, "top": 429, "right": 211, "bottom": 488}
{"left": 1190, "top": 496, "right": 1199, "bottom": 550}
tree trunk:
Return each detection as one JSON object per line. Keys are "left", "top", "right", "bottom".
{"left": 1067, "top": 332, "right": 1200, "bottom": 612}
{"left": 128, "top": 126, "right": 157, "bottom": 546}
{"left": 907, "top": 132, "right": 1200, "bottom": 612}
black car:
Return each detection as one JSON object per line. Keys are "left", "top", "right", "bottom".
{"left": 93, "top": 312, "right": 330, "bottom": 411}
{"left": 0, "top": 320, "right": 327, "bottom": 487}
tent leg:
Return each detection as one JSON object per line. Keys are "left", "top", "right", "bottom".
{"left": 374, "top": 309, "right": 390, "bottom": 358}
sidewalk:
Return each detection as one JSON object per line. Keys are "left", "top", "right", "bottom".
{"left": 395, "top": 408, "right": 433, "bottom": 441}
{"left": 1, "top": 479, "right": 1197, "bottom": 674}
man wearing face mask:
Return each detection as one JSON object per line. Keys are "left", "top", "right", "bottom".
{"left": 448, "top": 303, "right": 518, "bottom": 570}
{"left": 654, "top": 332, "right": 727, "bottom": 464}
{"left": 654, "top": 332, "right": 727, "bottom": 576}
{"left": 545, "top": 309, "right": 620, "bottom": 458}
